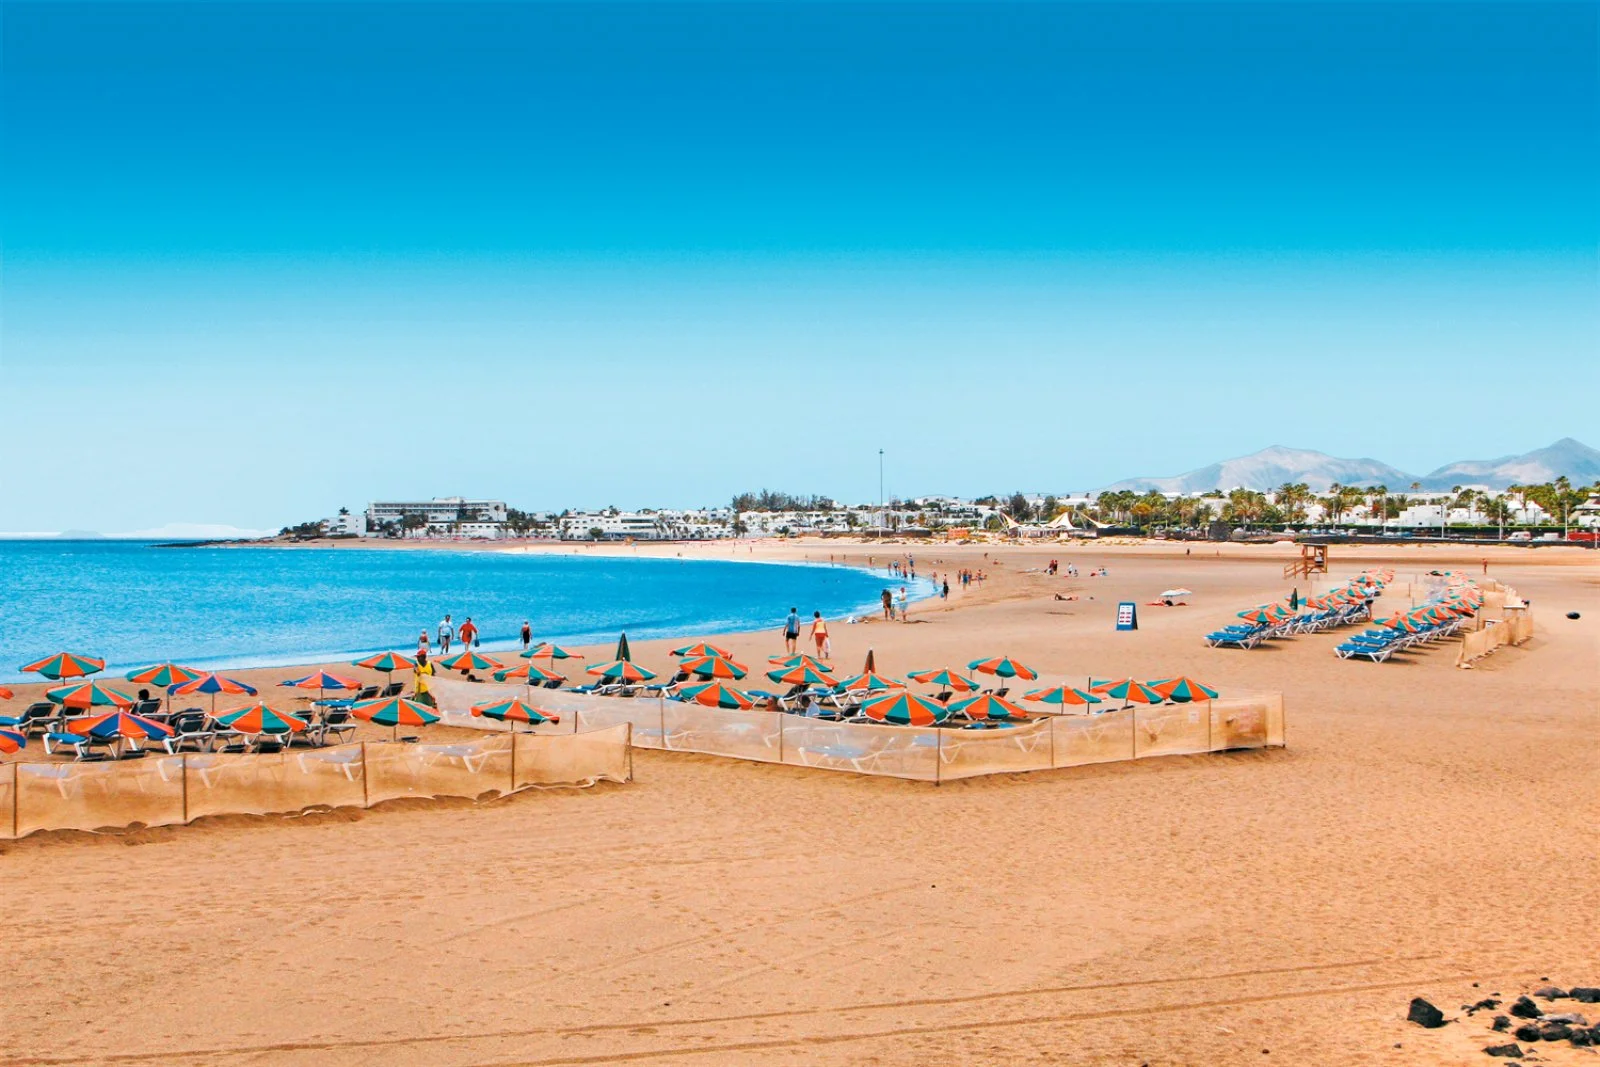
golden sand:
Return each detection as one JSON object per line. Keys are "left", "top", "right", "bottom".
{"left": 2, "top": 539, "right": 1596, "bottom": 1066}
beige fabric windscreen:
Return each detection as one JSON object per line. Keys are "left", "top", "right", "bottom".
{"left": 4, "top": 725, "right": 631, "bottom": 839}
{"left": 1, "top": 764, "right": 15, "bottom": 840}
{"left": 14, "top": 756, "right": 187, "bottom": 837}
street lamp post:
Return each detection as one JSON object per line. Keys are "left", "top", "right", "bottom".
{"left": 878, "top": 449, "right": 885, "bottom": 541}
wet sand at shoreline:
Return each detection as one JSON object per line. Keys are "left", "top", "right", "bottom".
{"left": 3, "top": 539, "right": 1597, "bottom": 1066}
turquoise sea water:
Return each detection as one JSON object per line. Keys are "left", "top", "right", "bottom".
{"left": 0, "top": 541, "right": 925, "bottom": 682}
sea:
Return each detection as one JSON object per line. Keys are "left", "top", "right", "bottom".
{"left": 0, "top": 541, "right": 928, "bottom": 683}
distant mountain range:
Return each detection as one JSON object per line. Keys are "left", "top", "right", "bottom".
{"left": 1103, "top": 438, "right": 1600, "bottom": 494}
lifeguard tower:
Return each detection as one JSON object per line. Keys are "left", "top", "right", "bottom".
{"left": 1284, "top": 543, "right": 1328, "bottom": 580}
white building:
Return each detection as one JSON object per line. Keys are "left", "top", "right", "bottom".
{"left": 324, "top": 510, "right": 367, "bottom": 537}
{"left": 365, "top": 497, "right": 507, "bottom": 538}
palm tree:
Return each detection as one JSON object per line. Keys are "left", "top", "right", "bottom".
{"left": 1369, "top": 485, "right": 1389, "bottom": 533}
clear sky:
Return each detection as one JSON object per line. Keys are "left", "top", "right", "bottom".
{"left": 3, "top": 1, "right": 1595, "bottom": 533}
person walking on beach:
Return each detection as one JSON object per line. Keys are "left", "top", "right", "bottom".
{"left": 418, "top": 629, "right": 430, "bottom": 655}
{"left": 459, "top": 616, "right": 479, "bottom": 649}
{"left": 881, "top": 588, "right": 894, "bottom": 620}
{"left": 784, "top": 607, "right": 801, "bottom": 654}
{"left": 897, "top": 586, "right": 909, "bottom": 622}
{"left": 413, "top": 648, "right": 436, "bottom": 706}
{"left": 438, "top": 614, "right": 454, "bottom": 655}
{"left": 942, "top": 578, "right": 950, "bottom": 599}
{"left": 520, "top": 620, "right": 532, "bottom": 651}
{"left": 811, "top": 611, "right": 830, "bottom": 657}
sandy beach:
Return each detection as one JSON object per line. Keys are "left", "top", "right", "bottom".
{"left": 3, "top": 538, "right": 1597, "bottom": 1066}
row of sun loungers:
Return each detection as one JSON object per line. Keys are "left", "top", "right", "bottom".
{"left": 1333, "top": 615, "right": 1467, "bottom": 662}
{"left": 5, "top": 702, "right": 364, "bottom": 762}
{"left": 1204, "top": 604, "right": 1370, "bottom": 649}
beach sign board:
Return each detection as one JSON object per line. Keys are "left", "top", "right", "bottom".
{"left": 1116, "top": 602, "right": 1138, "bottom": 631}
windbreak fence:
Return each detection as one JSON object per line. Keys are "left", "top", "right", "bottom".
{"left": 1, "top": 724, "right": 632, "bottom": 840}
{"left": 1457, "top": 610, "right": 1535, "bottom": 666}
{"left": 430, "top": 679, "right": 1285, "bottom": 783}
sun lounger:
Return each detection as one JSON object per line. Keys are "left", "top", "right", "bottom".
{"left": 296, "top": 746, "right": 363, "bottom": 781}
{"left": 313, "top": 708, "right": 358, "bottom": 747}
{"left": 14, "top": 702, "right": 62, "bottom": 737}
{"left": 163, "top": 712, "right": 216, "bottom": 754}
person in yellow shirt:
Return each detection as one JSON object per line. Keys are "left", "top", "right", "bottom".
{"left": 413, "top": 649, "right": 437, "bottom": 707}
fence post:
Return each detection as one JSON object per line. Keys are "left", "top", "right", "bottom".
{"left": 361, "top": 742, "right": 369, "bottom": 808}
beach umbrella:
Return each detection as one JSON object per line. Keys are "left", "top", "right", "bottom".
{"left": 471, "top": 696, "right": 559, "bottom": 728}
{"left": 20, "top": 652, "right": 105, "bottom": 681}
{"left": 1375, "top": 613, "right": 1421, "bottom": 633}
{"left": 124, "top": 663, "right": 201, "bottom": 689}
{"left": 46, "top": 681, "right": 136, "bottom": 710}
{"left": 678, "top": 654, "right": 749, "bottom": 680}
{"left": 1159, "top": 588, "right": 1193, "bottom": 599}
{"left": 493, "top": 662, "right": 565, "bottom": 685}
{"left": 967, "top": 655, "right": 1038, "bottom": 681}
{"left": 832, "top": 670, "right": 906, "bottom": 693}
{"left": 125, "top": 662, "right": 200, "bottom": 710}
{"left": 0, "top": 728, "right": 26, "bottom": 755}
{"left": 1236, "top": 606, "right": 1281, "bottom": 624}
{"left": 278, "top": 671, "right": 361, "bottom": 703}
{"left": 1089, "top": 678, "right": 1166, "bottom": 705}
{"left": 1022, "top": 684, "right": 1102, "bottom": 709}
{"left": 350, "top": 695, "right": 440, "bottom": 740}
{"left": 523, "top": 642, "right": 582, "bottom": 661}
{"left": 767, "top": 654, "right": 833, "bottom": 672}
{"left": 671, "top": 641, "right": 733, "bottom": 659}
{"left": 354, "top": 651, "right": 417, "bottom": 674}
{"left": 586, "top": 659, "right": 658, "bottom": 683}
{"left": 860, "top": 691, "right": 951, "bottom": 727}
{"left": 173, "top": 672, "right": 260, "bottom": 714}
{"left": 678, "top": 681, "right": 755, "bottom": 710}
{"left": 766, "top": 662, "right": 835, "bottom": 687}
{"left": 68, "top": 711, "right": 174, "bottom": 748}
{"left": 216, "top": 703, "right": 309, "bottom": 736}
{"left": 909, "top": 668, "right": 979, "bottom": 693}
{"left": 438, "top": 650, "right": 504, "bottom": 674}
{"left": 950, "top": 693, "right": 1031, "bottom": 721}
{"left": 1150, "top": 677, "right": 1219, "bottom": 702}
{"left": 587, "top": 632, "right": 655, "bottom": 683}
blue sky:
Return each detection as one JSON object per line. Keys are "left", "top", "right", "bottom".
{"left": 3, "top": 2, "right": 1595, "bottom": 532}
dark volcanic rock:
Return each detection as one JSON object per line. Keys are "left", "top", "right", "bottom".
{"left": 1510, "top": 996, "right": 1543, "bottom": 1019}
{"left": 1492, "top": 1015, "right": 1511, "bottom": 1032}
{"left": 1571, "top": 1028, "right": 1594, "bottom": 1047}
{"left": 1408, "top": 997, "right": 1447, "bottom": 1028}
{"left": 1571, "top": 987, "right": 1600, "bottom": 1003}
{"left": 1513, "top": 1024, "right": 1542, "bottom": 1043}
{"left": 1538, "top": 1022, "right": 1572, "bottom": 1042}
{"left": 1534, "top": 985, "right": 1568, "bottom": 1000}
{"left": 1474, "top": 998, "right": 1502, "bottom": 1011}
{"left": 1483, "top": 1044, "right": 1523, "bottom": 1058}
